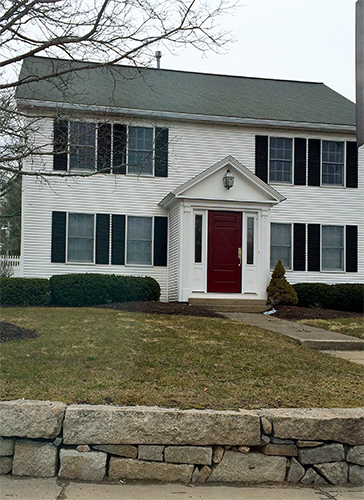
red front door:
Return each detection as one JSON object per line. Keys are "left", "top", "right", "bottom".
{"left": 207, "top": 211, "right": 242, "bottom": 293}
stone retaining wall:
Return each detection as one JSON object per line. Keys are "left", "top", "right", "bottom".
{"left": 0, "top": 400, "right": 363, "bottom": 485}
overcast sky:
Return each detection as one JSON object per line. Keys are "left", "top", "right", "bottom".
{"left": 162, "top": 0, "right": 357, "bottom": 102}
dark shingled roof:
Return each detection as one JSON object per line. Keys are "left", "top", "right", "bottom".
{"left": 16, "top": 56, "right": 355, "bottom": 126}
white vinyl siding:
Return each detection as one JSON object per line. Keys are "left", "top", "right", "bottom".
{"left": 21, "top": 116, "right": 364, "bottom": 298}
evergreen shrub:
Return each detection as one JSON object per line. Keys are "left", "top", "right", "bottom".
{"left": 266, "top": 260, "right": 298, "bottom": 306}
{"left": 294, "top": 283, "right": 364, "bottom": 313}
{"left": 0, "top": 278, "right": 50, "bottom": 306}
{"left": 50, "top": 273, "right": 160, "bottom": 307}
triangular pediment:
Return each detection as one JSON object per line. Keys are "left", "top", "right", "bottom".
{"left": 160, "top": 156, "right": 285, "bottom": 208}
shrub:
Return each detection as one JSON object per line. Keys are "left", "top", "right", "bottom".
{"left": 0, "top": 278, "right": 50, "bottom": 306}
{"left": 294, "top": 283, "right": 364, "bottom": 313}
{"left": 267, "top": 260, "right": 298, "bottom": 306}
{"left": 50, "top": 273, "right": 161, "bottom": 307}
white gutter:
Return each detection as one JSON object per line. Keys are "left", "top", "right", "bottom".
{"left": 16, "top": 99, "right": 357, "bottom": 134}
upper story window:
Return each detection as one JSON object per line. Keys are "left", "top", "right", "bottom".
{"left": 128, "top": 127, "right": 154, "bottom": 175}
{"left": 269, "top": 137, "right": 293, "bottom": 183}
{"left": 53, "top": 120, "right": 168, "bottom": 177}
{"left": 321, "top": 141, "right": 344, "bottom": 186}
{"left": 69, "top": 122, "right": 96, "bottom": 171}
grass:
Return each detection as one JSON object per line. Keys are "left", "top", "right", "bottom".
{"left": 0, "top": 307, "right": 363, "bottom": 409}
{"left": 297, "top": 317, "right": 364, "bottom": 339}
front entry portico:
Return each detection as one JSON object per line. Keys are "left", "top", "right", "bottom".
{"left": 159, "top": 156, "right": 285, "bottom": 303}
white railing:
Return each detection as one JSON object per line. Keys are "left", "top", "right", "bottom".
{"left": 0, "top": 254, "right": 22, "bottom": 277}
{"left": 0, "top": 255, "right": 20, "bottom": 267}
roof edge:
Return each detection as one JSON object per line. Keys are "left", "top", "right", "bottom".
{"left": 16, "top": 99, "right": 357, "bottom": 133}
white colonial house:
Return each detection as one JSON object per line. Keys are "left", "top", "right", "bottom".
{"left": 15, "top": 56, "right": 363, "bottom": 304}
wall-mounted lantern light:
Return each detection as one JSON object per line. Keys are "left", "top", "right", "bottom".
{"left": 223, "top": 169, "right": 234, "bottom": 190}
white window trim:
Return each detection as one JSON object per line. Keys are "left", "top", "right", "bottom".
{"left": 268, "top": 136, "right": 294, "bottom": 185}
{"left": 320, "top": 140, "right": 346, "bottom": 188}
{"left": 66, "top": 212, "right": 96, "bottom": 265}
{"left": 125, "top": 215, "right": 154, "bottom": 267}
{"left": 320, "top": 224, "right": 345, "bottom": 273}
{"left": 270, "top": 222, "right": 293, "bottom": 270}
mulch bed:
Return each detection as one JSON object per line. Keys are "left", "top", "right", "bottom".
{"left": 274, "top": 305, "right": 363, "bottom": 320}
{"left": 1, "top": 302, "right": 361, "bottom": 343}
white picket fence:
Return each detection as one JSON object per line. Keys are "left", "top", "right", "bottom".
{"left": 0, "top": 255, "right": 22, "bottom": 277}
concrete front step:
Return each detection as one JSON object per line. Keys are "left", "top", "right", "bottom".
{"left": 189, "top": 298, "right": 269, "bottom": 313}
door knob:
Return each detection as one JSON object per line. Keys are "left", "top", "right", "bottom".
{"left": 238, "top": 247, "right": 242, "bottom": 267}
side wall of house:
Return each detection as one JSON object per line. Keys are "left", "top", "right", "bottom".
{"left": 21, "top": 113, "right": 364, "bottom": 301}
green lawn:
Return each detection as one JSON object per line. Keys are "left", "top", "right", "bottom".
{"left": 297, "top": 317, "right": 364, "bottom": 340}
{"left": 0, "top": 307, "right": 363, "bottom": 409}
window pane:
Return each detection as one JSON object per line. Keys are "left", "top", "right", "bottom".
{"left": 322, "top": 225, "right": 344, "bottom": 270}
{"left": 69, "top": 122, "right": 96, "bottom": 171}
{"left": 195, "top": 215, "right": 202, "bottom": 263}
{"left": 269, "top": 138, "right": 292, "bottom": 183}
{"left": 246, "top": 217, "right": 254, "bottom": 265}
{"left": 270, "top": 223, "right": 291, "bottom": 269}
{"left": 127, "top": 216, "right": 152, "bottom": 264}
{"left": 128, "top": 127, "right": 153, "bottom": 175}
{"left": 68, "top": 213, "right": 94, "bottom": 262}
{"left": 322, "top": 141, "right": 344, "bottom": 185}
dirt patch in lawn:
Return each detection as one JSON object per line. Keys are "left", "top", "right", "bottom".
{"left": 0, "top": 321, "right": 40, "bottom": 343}
{"left": 95, "top": 301, "right": 225, "bottom": 318}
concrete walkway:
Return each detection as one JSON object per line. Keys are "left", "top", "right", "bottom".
{"left": 1, "top": 477, "right": 363, "bottom": 500}
{"left": 222, "top": 313, "right": 364, "bottom": 365}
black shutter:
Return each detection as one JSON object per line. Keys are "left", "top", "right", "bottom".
{"left": 53, "top": 119, "right": 68, "bottom": 171}
{"left": 153, "top": 216, "right": 168, "bottom": 266}
{"left": 155, "top": 128, "right": 169, "bottom": 177}
{"left": 308, "top": 139, "right": 321, "bottom": 186}
{"left": 293, "top": 223, "right": 306, "bottom": 271}
{"left": 96, "top": 214, "right": 110, "bottom": 264}
{"left": 113, "top": 124, "right": 127, "bottom": 174}
{"left": 346, "top": 225, "right": 358, "bottom": 272}
{"left": 51, "top": 211, "right": 66, "bottom": 262}
{"left": 255, "top": 135, "right": 268, "bottom": 183}
{"left": 308, "top": 224, "right": 320, "bottom": 271}
{"left": 111, "top": 215, "right": 125, "bottom": 265}
{"left": 346, "top": 141, "right": 358, "bottom": 188}
{"left": 294, "top": 138, "right": 306, "bottom": 185}
{"left": 97, "top": 124, "right": 111, "bottom": 173}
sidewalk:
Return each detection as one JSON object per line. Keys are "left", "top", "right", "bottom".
{"left": 1, "top": 477, "right": 363, "bottom": 500}
{"left": 222, "top": 313, "right": 364, "bottom": 365}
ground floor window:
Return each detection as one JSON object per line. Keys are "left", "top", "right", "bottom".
{"left": 67, "top": 213, "right": 94, "bottom": 263}
{"left": 51, "top": 211, "right": 167, "bottom": 267}
{"left": 127, "top": 216, "right": 153, "bottom": 265}
{"left": 322, "top": 225, "right": 344, "bottom": 271}
{"left": 270, "top": 223, "right": 292, "bottom": 270}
